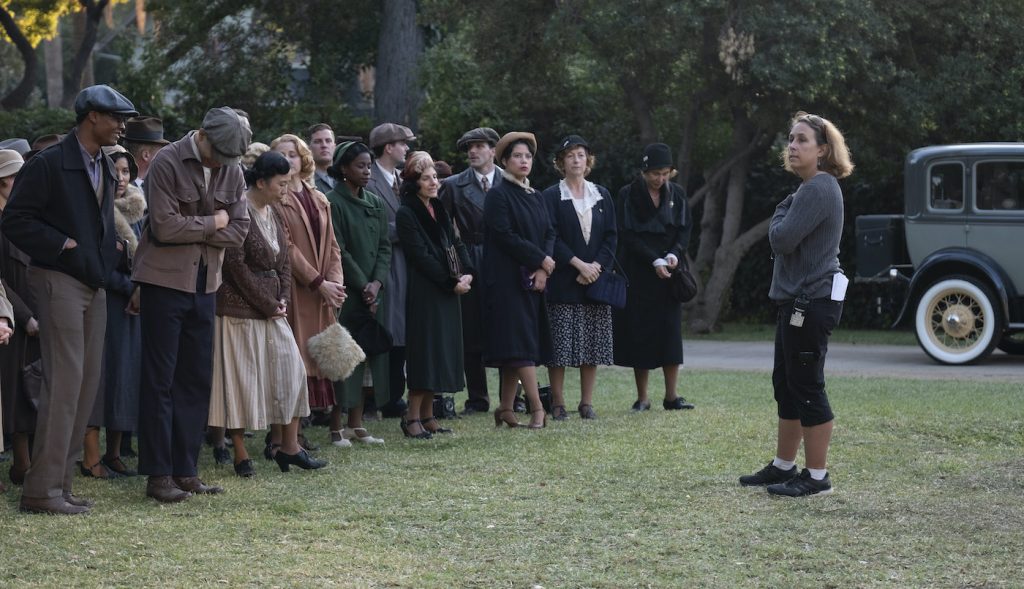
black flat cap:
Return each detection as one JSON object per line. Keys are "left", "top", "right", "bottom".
{"left": 456, "top": 127, "right": 500, "bottom": 151}
{"left": 74, "top": 85, "right": 138, "bottom": 118}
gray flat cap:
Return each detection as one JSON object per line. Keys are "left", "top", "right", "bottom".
{"left": 0, "top": 138, "right": 31, "bottom": 156}
{"left": 73, "top": 85, "right": 138, "bottom": 118}
{"left": 369, "top": 123, "right": 416, "bottom": 149}
{"left": 456, "top": 127, "right": 500, "bottom": 151}
{"left": 201, "top": 107, "right": 252, "bottom": 166}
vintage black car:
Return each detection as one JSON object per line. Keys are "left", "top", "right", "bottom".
{"left": 856, "top": 143, "right": 1024, "bottom": 364}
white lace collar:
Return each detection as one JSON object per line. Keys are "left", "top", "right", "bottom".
{"left": 559, "top": 179, "right": 603, "bottom": 211}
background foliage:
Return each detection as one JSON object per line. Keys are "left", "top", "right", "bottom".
{"left": 2, "top": 0, "right": 1023, "bottom": 329}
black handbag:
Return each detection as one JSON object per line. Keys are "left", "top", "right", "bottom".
{"left": 586, "top": 257, "right": 628, "bottom": 309}
{"left": 668, "top": 259, "right": 698, "bottom": 303}
{"left": 351, "top": 308, "right": 393, "bottom": 356}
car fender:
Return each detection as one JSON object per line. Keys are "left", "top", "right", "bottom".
{"left": 892, "top": 248, "right": 1015, "bottom": 327}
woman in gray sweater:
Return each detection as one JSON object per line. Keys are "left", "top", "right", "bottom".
{"left": 740, "top": 111, "right": 853, "bottom": 498}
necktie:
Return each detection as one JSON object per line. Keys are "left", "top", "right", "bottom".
{"left": 392, "top": 175, "right": 400, "bottom": 196}
{"left": 480, "top": 175, "right": 489, "bottom": 193}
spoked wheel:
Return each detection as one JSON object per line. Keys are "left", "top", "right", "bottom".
{"left": 914, "top": 276, "right": 1002, "bottom": 365}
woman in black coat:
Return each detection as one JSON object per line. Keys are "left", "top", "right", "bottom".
{"left": 396, "top": 152, "right": 474, "bottom": 438}
{"left": 542, "top": 135, "right": 617, "bottom": 420}
{"left": 613, "top": 143, "right": 695, "bottom": 412}
{"left": 482, "top": 132, "right": 555, "bottom": 429}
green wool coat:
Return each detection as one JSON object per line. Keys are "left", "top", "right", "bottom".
{"left": 326, "top": 183, "right": 392, "bottom": 408}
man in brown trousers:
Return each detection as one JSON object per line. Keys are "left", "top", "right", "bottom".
{"left": 132, "top": 107, "right": 250, "bottom": 503}
{"left": 2, "top": 85, "right": 137, "bottom": 514}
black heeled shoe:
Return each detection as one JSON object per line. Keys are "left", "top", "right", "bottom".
{"left": 273, "top": 449, "right": 327, "bottom": 472}
{"left": 403, "top": 419, "right": 433, "bottom": 439}
{"left": 234, "top": 459, "right": 255, "bottom": 478}
{"left": 263, "top": 443, "right": 280, "bottom": 461}
{"left": 421, "top": 417, "right": 453, "bottom": 434}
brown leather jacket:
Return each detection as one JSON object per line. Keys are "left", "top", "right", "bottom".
{"left": 132, "top": 132, "right": 249, "bottom": 293}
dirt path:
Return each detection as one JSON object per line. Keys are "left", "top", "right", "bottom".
{"left": 683, "top": 340, "right": 1023, "bottom": 382}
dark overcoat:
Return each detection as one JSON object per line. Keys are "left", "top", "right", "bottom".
{"left": 612, "top": 177, "right": 691, "bottom": 368}
{"left": 0, "top": 229, "right": 38, "bottom": 434}
{"left": 439, "top": 167, "right": 503, "bottom": 360}
{"left": 1, "top": 132, "right": 120, "bottom": 290}
{"left": 480, "top": 175, "right": 555, "bottom": 366}
{"left": 541, "top": 181, "right": 618, "bottom": 304}
{"left": 366, "top": 165, "right": 407, "bottom": 346}
{"left": 396, "top": 193, "right": 473, "bottom": 392}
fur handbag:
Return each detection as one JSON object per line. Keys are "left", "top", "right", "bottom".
{"left": 307, "top": 322, "right": 365, "bottom": 382}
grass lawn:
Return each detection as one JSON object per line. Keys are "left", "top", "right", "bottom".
{"left": 693, "top": 322, "right": 918, "bottom": 346}
{"left": 1, "top": 367, "right": 1021, "bottom": 588}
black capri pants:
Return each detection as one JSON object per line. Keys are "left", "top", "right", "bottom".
{"left": 772, "top": 298, "right": 842, "bottom": 427}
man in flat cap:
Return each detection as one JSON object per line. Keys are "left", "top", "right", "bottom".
{"left": 366, "top": 122, "right": 416, "bottom": 417}
{"left": 124, "top": 116, "right": 169, "bottom": 190}
{"left": 132, "top": 106, "right": 250, "bottom": 503}
{"left": 440, "top": 127, "right": 503, "bottom": 414}
{"left": 1, "top": 84, "right": 137, "bottom": 514}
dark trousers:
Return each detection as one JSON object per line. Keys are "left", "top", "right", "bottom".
{"left": 22, "top": 268, "right": 106, "bottom": 499}
{"left": 388, "top": 346, "right": 406, "bottom": 404}
{"left": 772, "top": 298, "right": 842, "bottom": 427}
{"left": 460, "top": 286, "right": 489, "bottom": 410}
{"left": 137, "top": 278, "right": 215, "bottom": 477}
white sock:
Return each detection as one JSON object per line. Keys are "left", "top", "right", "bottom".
{"left": 772, "top": 457, "right": 796, "bottom": 470}
{"left": 807, "top": 468, "right": 828, "bottom": 480}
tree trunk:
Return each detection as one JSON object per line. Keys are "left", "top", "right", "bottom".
{"left": 686, "top": 115, "right": 768, "bottom": 333}
{"left": 374, "top": 0, "right": 424, "bottom": 127}
{"left": 62, "top": 0, "right": 110, "bottom": 109}
{"left": 621, "top": 75, "right": 657, "bottom": 146}
{"left": 44, "top": 35, "right": 65, "bottom": 109}
{"left": 0, "top": 7, "right": 39, "bottom": 110}
{"left": 689, "top": 217, "right": 770, "bottom": 333}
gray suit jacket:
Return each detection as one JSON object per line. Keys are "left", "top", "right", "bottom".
{"left": 366, "top": 163, "right": 406, "bottom": 344}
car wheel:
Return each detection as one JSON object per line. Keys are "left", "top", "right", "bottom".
{"left": 997, "top": 332, "right": 1024, "bottom": 355}
{"left": 914, "top": 276, "right": 1002, "bottom": 365}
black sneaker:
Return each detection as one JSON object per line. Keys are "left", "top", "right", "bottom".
{"left": 766, "top": 469, "right": 833, "bottom": 497}
{"left": 739, "top": 462, "right": 798, "bottom": 486}
{"left": 663, "top": 397, "right": 695, "bottom": 410}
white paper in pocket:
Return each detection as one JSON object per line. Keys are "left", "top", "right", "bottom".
{"left": 831, "top": 273, "right": 849, "bottom": 302}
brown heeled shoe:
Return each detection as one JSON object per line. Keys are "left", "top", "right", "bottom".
{"left": 527, "top": 410, "right": 547, "bottom": 429}
{"left": 493, "top": 409, "right": 520, "bottom": 428}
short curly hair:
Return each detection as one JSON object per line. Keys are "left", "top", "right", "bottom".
{"left": 270, "top": 134, "right": 316, "bottom": 182}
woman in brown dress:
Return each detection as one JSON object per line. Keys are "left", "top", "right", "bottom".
{"left": 270, "top": 134, "right": 347, "bottom": 443}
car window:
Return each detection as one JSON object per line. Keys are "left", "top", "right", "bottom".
{"left": 928, "top": 163, "right": 964, "bottom": 211}
{"left": 976, "top": 161, "right": 1024, "bottom": 211}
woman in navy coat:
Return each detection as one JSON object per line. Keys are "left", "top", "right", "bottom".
{"left": 481, "top": 132, "right": 554, "bottom": 429}
{"left": 541, "top": 135, "right": 616, "bottom": 420}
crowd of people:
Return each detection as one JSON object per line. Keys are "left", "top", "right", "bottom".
{"left": 0, "top": 84, "right": 851, "bottom": 513}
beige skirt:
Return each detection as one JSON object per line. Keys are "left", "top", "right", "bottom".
{"left": 209, "top": 315, "right": 310, "bottom": 430}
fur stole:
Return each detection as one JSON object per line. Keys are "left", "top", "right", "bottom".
{"left": 114, "top": 184, "right": 146, "bottom": 257}
{"left": 401, "top": 193, "right": 452, "bottom": 247}
{"left": 500, "top": 169, "right": 535, "bottom": 193}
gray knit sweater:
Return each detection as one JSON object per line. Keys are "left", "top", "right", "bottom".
{"left": 768, "top": 173, "right": 844, "bottom": 301}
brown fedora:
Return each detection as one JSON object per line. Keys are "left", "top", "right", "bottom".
{"left": 124, "top": 116, "right": 169, "bottom": 145}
